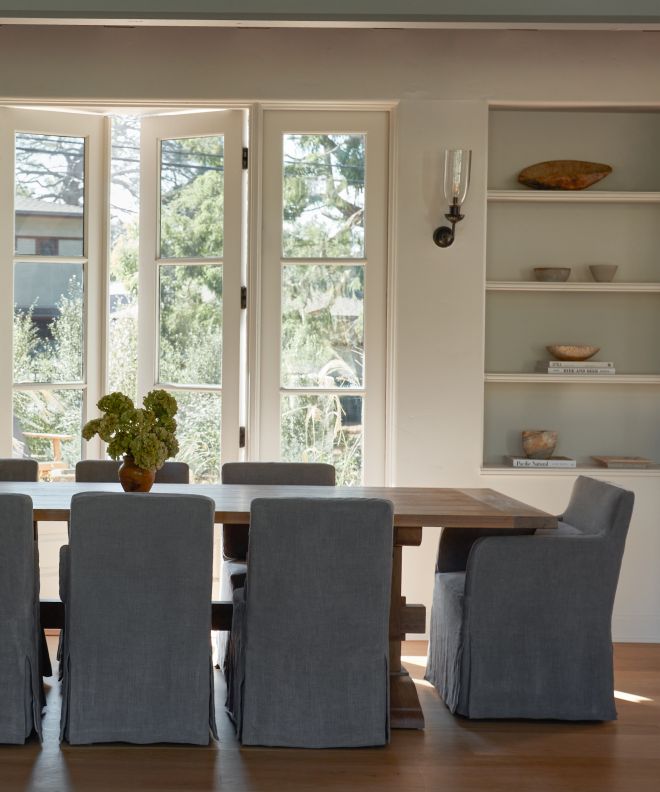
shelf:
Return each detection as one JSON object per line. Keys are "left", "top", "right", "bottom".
{"left": 481, "top": 465, "right": 660, "bottom": 477}
{"left": 485, "top": 374, "right": 660, "bottom": 384}
{"left": 486, "top": 281, "right": 660, "bottom": 293}
{"left": 487, "top": 190, "right": 660, "bottom": 204}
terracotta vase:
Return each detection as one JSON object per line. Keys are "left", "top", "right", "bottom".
{"left": 118, "top": 454, "right": 156, "bottom": 492}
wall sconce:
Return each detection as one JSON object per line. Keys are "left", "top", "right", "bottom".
{"left": 433, "top": 149, "right": 472, "bottom": 248}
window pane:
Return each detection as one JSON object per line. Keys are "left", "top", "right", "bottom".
{"left": 14, "top": 263, "right": 83, "bottom": 383}
{"left": 281, "top": 393, "right": 363, "bottom": 486}
{"left": 171, "top": 390, "right": 221, "bottom": 483}
{"left": 160, "top": 136, "right": 224, "bottom": 259}
{"left": 15, "top": 133, "right": 85, "bottom": 257}
{"left": 13, "top": 388, "right": 82, "bottom": 481}
{"left": 159, "top": 265, "right": 222, "bottom": 386}
{"left": 281, "top": 264, "right": 363, "bottom": 388}
{"left": 108, "top": 115, "right": 140, "bottom": 400}
{"left": 282, "top": 134, "right": 365, "bottom": 258}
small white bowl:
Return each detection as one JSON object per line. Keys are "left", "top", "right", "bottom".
{"left": 589, "top": 264, "right": 618, "bottom": 282}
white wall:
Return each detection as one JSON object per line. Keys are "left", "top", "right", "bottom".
{"left": 1, "top": 26, "right": 658, "bottom": 640}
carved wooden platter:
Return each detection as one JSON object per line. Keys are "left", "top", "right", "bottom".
{"left": 518, "top": 160, "right": 612, "bottom": 190}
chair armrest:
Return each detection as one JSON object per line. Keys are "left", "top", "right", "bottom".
{"left": 437, "top": 527, "right": 536, "bottom": 573}
{"left": 464, "top": 534, "right": 616, "bottom": 626}
{"left": 59, "top": 545, "right": 70, "bottom": 603}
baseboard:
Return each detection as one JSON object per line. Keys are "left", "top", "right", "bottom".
{"left": 612, "top": 615, "right": 660, "bottom": 643}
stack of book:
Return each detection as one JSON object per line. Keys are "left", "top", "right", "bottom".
{"left": 541, "top": 361, "right": 615, "bottom": 375}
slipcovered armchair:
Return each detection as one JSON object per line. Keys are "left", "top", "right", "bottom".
{"left": 0, "top": 494, "right": 43, "bottom": 743}
{"left": 59, "top": 492, "right": 217, "bottom": 745}
{"left": 217, "top": 462, "right": 335, "bottom": 668}
{"left": 425, "top": 476, "right": 634, "bottom": 720}
{"left": 226, "top": 497, "right": 392, "bottom": 748}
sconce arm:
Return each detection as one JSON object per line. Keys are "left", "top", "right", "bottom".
{"left": 433, "top": 203, "right": 465, "bottom": 248}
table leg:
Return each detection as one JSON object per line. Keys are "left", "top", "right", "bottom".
{"left": 390, "top": 544, "right": 425, "bottom": 729}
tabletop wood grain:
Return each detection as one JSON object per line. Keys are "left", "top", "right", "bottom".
{"left": 0, "top": 481, "right": 557, "bottom": 529}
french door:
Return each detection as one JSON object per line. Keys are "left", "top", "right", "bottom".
{"left": 257, "top": 110, "right": 389, "bottom": 485}
{"left": 1, "top": 105, "right": 388, "bottom": 484}
{"left": 0, "top": 107, "right": 104, "bottom": 471}
{"left": 137, "top": 110, "right": 246, "bottom": 480}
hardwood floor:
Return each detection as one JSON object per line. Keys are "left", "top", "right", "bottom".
{"left": 1, "top": 640, "right": 658, "bottom": 792}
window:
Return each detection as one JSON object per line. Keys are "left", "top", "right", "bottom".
{"left": 0, "top": 108, "right": 104, "bottom": 477}
{"left": 138, "top": 111, "right": 245, "bottom": 482}
{"left": 258, "top": 112, "right": 389, "bottom": 485}
{"left": 0, "top": 105, "right": 388, "bottom": 485}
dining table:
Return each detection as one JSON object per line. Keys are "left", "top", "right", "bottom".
{"left": 0, "top": 480, "right": 557, "bottom": 729}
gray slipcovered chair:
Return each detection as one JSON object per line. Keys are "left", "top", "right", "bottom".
{"left": 226, "top": 497, "right": 393, "bottom": 748}
{"left": 59, "top": 492, "right": 217, "bottom": 745}
{"left": 217, "top": 462, "right": 335, "bottom": 668}
{"left": 75, "top": 459, "right": 190, "bottom": 484}
{"left": 0, "top": 494, "right": 43, "bottom": 743}
{"left": 425, "top": 476, "right": 635, "bottom": 721}
{"left": 57, "top": 460, "right": 191, "bottom": 680}
{"left": 0, "top": 458, "right": 52, "bottom": 679}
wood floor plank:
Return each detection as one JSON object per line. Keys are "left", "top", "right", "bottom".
{"left": 0, "top": 640, "right": 658, "bottom": 792}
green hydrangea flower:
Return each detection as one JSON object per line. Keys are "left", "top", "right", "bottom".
{"left": 81, "top": 389, "right": 180, "bottom": 471}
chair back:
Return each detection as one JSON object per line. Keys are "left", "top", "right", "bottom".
{"left": 0, "top": 458, "right": 39, "bottom": 482}
{"left": 559, "top": 476, "right": 635, "bottom": 598}
{"left": 75, "top": 459, "right": 190, "bottom": 484}
{"left": 221, "top": 462, "right": 335, "bottom": 561}
{"left": 61, "top": 492, "right": 215, "bottom": 744}
{"left": 153, "top": 461, "right": 190, "bottom": 483}
{"left": 238, "top": 497, "right": 392, "bottom": 747}
{"left": 562, "top": 475, "right": 634, "bottom": 540}
{"left": 0, "top": 494, "right": 41, "bottom": 743}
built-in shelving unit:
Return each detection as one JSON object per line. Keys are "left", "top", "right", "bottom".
{"left": 484, "top": 107, "right": 660, "bottom": 469}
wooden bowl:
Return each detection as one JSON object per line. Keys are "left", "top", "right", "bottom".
{"left": 518, "top": 160, "right": 612, "bottom": 190}
{"left": 547, "top": 344, "right": 600, "bottom": 361}
{"left": 534, "top": 267, "right": 571, "bottom": 282}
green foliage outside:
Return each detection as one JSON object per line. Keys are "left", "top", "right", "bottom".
{"left": 280, "top": 134, "right": 367, "bottom": 484}
{"left": 283, "top": 133, "right": 365, "bottom": 258}
{"left": 13, "top": 123, "right": 367, "bottom": 485}
{"left": 13, "top": 278, "right": 84, "bottom": 469}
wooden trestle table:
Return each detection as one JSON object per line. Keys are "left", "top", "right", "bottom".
{"left": 0, "top": 481, "right": 557, "bottom": 730}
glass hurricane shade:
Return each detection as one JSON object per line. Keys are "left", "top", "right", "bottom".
{"left": 443, "top": 149, "right": 471, "bottom": 206}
